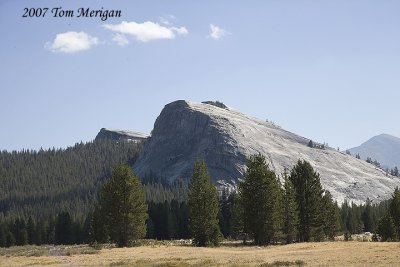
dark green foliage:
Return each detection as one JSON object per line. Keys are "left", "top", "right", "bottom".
{"left": 377, "top": 214, "right": 396, "bottom": 241}
{"left": 340, "top": 200, "right": 363, "bottom": 234}
{"left": 366, "top": 157, "right": 381, "bottom": 168}
{"left": 93, "top": 164, "right": 148, "bottom": 247}
{"left": 55, "top": 212, "right": 72, "bottom": 245}
{"left": 229, "top": 193, "right": 244, "bottom": 240}
{"left": 0, "top": 214, "right": 91, "bottom": 247}
{"left": 146, "top": 200, "right": 189, "bottom": 240}
{"left": 218, "top": 192, "right": 232, "bottom": 238}
{"left": 308, "top": 140, "right": 314, "bottom": 148}
{"left": 390, "top": 167, "right": 399, "bottom": 177}
{"left": 240, "top": 154, "right": 282, "bottom": 245}
{"left": 282, "top": 173, "right": 298, "bottom": 244}
{"left": 46, "top": 218, "right": 55, "bottom": 244}
{"left": 321, "top": 191, "right": 340, "bottom": 240}
{"left": 0, "top": 222, "right": 6, "bottom": 247}
{"left": 27, "top": 216, "right": 36, "bottom": 245}
{"left": 0, "top": 139, "right": 142, "bottom": 220}
{"left": 340, "top": 198, "right": 389, "bottom": 235}
{"left": 89, "top": 205, "right": 108, "bottom": 244}
{"left": 143, "top": 181, "right": 188, "bottom": 203}
{"left": 389, "top": 187, "right": 400, "bottom": 239}
{"left": 188, "top": 161, "right": 221, "bottom": 246}
{"left": 361, "top": 198, "right": 374, "bottom": 232}
{"left": 289, "top": 160, "right": 325, "bottom": 242}
{"left": 13, "top": 218, "right": 28, "bottom": 246}
{"left": 6, "top": 230, "right": 16, "bottom": 247}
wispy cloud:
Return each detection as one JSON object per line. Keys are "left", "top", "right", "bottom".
{"left": 209, "top": 24, "right": 230, "bottom": 40}
{"left": 45, "top": 31, "right": 98, "bottom": 53}
{"left": 112, "top": 33, "right": 129, "bottom": 47}
{"left": 159, "top": 14, "right": 176, "bottom": 25}
{"left": 103, "top": 21, "right": 188, "bottom": 45}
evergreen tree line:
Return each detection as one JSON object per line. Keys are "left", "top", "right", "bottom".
{"left": 340, "top": 198, "right": 389, "bottom": 235}
{"left": 1, "top": 184, "right": 399, "bottom": 247}
{"left": 0, "top": 212, "right": 91, "bottom": 247}
{"left": 2, "top": 153, "right": 400, "bottom": 247}
{"left": 228, "top": 155, "right": 341, "bottom": 245}
{"left": 0, "top": 200, "right": 190, "bottom": 247}
{"left": 0, "top": 139, "right": 142, "bottom": 220}
{"left": 146, "top": 200, "right": 189, "bottom": 240}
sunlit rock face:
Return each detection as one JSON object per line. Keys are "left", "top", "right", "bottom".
{"left": 134, "top": 100, "right": 400, "bottom": 204}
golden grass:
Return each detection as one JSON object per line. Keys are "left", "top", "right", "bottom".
{"left": 1, "top": 241, "right": 400, "bottom": 266}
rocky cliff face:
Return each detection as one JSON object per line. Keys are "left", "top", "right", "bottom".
{"left": 96, "top": 128, "right": 149, "bottom": 142}
{"left": 133, "top": 100, "right": 400, "bottom": 204}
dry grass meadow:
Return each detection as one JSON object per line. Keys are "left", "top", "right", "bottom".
{"left": 1, "top": 241, "right": 400, "bottom": 267}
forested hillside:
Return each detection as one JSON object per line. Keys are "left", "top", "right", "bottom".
{"left": 0, "top": 140, "right": 143, "bottom": 220}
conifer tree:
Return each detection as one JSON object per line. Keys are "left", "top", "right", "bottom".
{"left": 95, "top": 164, "right": 148, "bottom": 247}
{"left": 322, "top": 191, "right": 340, "bottom": 239}
{"left": 14, "top": 218, "right": 28, "bottom": 246}
{"left": 394, "top": 167, "right": 399, "bottom": 177}
{"left": 240, "top": 154, "right": 282, "bottom": 245}
{"left": 377, "top": 213, "right": 396, "bottom": 241}
{"left": 218, "top": 192, "right": 232, "bottom": 238}
{"left": 27, "top": 216, "right": 36, "bottom": 245}
{"left": 188, "top": 160, "right": 221, "bottom": 246}
{"left": 389, "top": 187, "right": 400, "bottom": 239}
{"left": 35, "top": 220, "right": 46, "bottom": 245}
{"left": 55, "top": 212, "right": 72, "bottom": 244}
{"left": 289, "top": 159, "right": 324, "bottom": 242}
{"left": 282, "top": 172, "right": 298, "bottom": 243}
{"left": 6, "top": 230, "right": 16, "bottom": 247}
{"left": 0, "top": 222, "right": 6, "bottom": 247}
{"left": 89, "top": 205, "right": 108, "bottom": 244}
{"left": 361, "top": 198, "right": 374, "bottom": 232}
{"left": 308, "top": 140, "right": 314, "bottom": 148}
{"left": 230, "top": 193, "right": 244, "bottom": 240}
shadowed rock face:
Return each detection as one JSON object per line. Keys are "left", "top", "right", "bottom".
{"left": 96, "top": 128, "right": 149, "bottom": 142}
{"left": 134, "top": 100, "right": 246, "bottom": 185}
{"left": 133, "top": 100, "right": 400, "bottom": 204}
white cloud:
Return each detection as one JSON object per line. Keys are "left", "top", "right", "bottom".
{"left": 209, "top": 24, "right": 230, "bottom": 40}
{"left": 103, "top": 21, "right": 188, "bottom": 43}
{"left": 45, "top": 31, "right": 98, "bottom": 53}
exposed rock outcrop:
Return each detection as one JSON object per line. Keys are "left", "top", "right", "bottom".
{"left": 96, "top": 128, "right": 149, "bottom": 142}
{"left": 133, "top": 100, "right": 400, "bottom": 204}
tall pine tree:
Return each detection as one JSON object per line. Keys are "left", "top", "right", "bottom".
{"left": 188, "top": 160, "right": 221, "bottom": 246}
{"left": 389, "top": 187, "right": 400, "bottom": 240}
{"left": 240, "top": 154, "right": 282, "bottom": 245}
{"left": 229, "top": 193, "right": 244, "bottom": 240}
{"left": 93, "top": 164, "right": 148, "bottom": 247}
{"left": 282, "top": 172, "right": 298, "bottom": 244}
{"left": 321, "top": 191, "right": 340, "bottom": 240}
{"left": 289, "top": 160, "right": 324, "bottom": 242}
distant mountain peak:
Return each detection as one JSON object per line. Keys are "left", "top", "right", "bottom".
{"left": 349, "top": 133, "right": 400, "bottom": 169}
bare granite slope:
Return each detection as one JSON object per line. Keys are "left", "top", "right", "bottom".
{"left": 133, "top": 100, "right": 400, "bottom": 204}
{"left": 96, "top": 128, "right": 149, "bottom": 142}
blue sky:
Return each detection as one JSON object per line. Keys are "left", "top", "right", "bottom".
{"left": 1, "top": 0, "right": 399, "bottom": 151}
